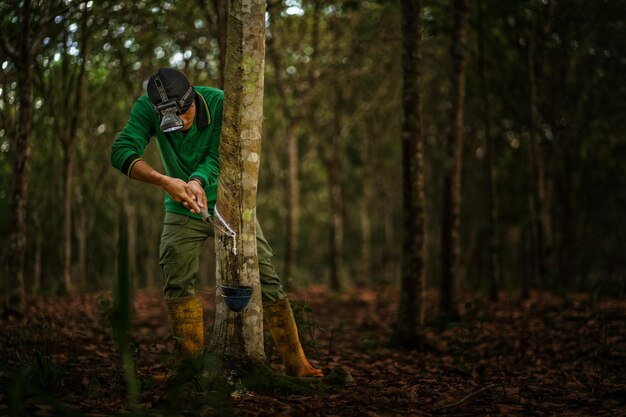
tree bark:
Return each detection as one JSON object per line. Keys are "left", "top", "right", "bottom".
{"left": 382, "top": 202, "right": 396, "bottom": 284}
{"left": 58, "top": 10, "right": 89, "bottom": 294}
{"left": 124, "top": 200, "right": 138, "bottom": 288}
{"left": 478, "top": 0, "right": 500, "bottom": 301}
{"left": 326, "top": 88, "right": 345, "bottom": 292}
{"left": 525, "top": 49, "right": 541, "bottom": 294}
{"left": 440, "top": 0, "right": 468, "bottom": 320}
{"left": 74, "top": 189, "right": 88, "bottom": 291}
{"left": 266, "top": 1, "right": 301, "bottom": 288}
{"left": 5, "top": 0, "right": 35, "bottom": 314}
{"left": 74, "top": 138, "right": 112, "bottom": 291}
{"left": 359, "top": 136, "right": 372, "bottom": 283}
{"left": 395, "top": 0, "right": 426, "bottom": 347}
{"left": 62, "top": 146, "right": 75, "bottom": 293}
{"left": 527, "top": 1, "right": 553, "bottom": 286}
{"left": 327, "top": 148, "right": 343, "bottom": 292}
{"left": 209, "top": 0, "right": 267, "bottom": 365}
{"left": 284, "top": 126, "right": 299, "bottom": 287}
{"left": 32, "top": 215, "right": 43, "bottom": 294}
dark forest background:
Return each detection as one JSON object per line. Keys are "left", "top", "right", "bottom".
{"left": 2, "top": 1, "right": 626, "bottom": 416}
{"left": 1, "top": 0, "right": 625, "bottom": 303}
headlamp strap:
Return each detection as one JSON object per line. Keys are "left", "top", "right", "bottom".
{"left": 153, "top": 73, "right": 169, "bottom": 104}
{"left": 152, "top": 71, "right": 193, "bottom": 113}
{"left": 178, "top": 85, "right": 193, "bottom": 109}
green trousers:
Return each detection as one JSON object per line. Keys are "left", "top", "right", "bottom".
{"left": 159, "top": 212, "right": 287, "bottom": 302}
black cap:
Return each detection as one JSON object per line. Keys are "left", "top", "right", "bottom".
{"left": 147, "top": 68, "right": 195, "bottom": 112}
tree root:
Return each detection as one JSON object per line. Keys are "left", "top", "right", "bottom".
{"left": 160, "top": 350, "right": 355, "bottom": 411}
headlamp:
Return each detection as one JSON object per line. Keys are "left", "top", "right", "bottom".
{"left": 156, "top": 101, "right": 184, "bottom": 132}
{"left": 151, "top": 72, "right": 194, "bottom": 133}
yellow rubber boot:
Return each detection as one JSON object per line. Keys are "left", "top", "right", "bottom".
{"left": 264, "top": 298, "right": 324, "bottom": 378}
{"left": 154, "top": 296, "right": 204, "bottom": 382}
{"left": 166, "top": 296, "right": 204, "bottom": 355}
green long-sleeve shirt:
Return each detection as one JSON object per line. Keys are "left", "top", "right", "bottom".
{"left": 111, "top": 86, "right": 223, "bottom": 219}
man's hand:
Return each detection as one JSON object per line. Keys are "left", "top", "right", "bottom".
{"left": 160, "top": 177, "right": 201, "bottom": 214}
{"left": 127, "top": 161, "right": 204, "bottom": 214}
{"left": 187, "top": 179, "right": 207, "bottom": 211}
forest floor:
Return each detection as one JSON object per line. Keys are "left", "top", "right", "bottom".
{"left": 1, "top": 285, "right": 626, "bottom": 416}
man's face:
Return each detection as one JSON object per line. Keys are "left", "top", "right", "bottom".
{"left": 179, "top": 100, "right": 196, "bottom": 131}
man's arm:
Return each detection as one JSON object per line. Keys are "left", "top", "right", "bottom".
{"left": 111, "top": 96, "right": 154, "bottom": 175}
{"left": 129, "top": 160, "right": 202, "bottom": 214}
{"left": 185, "top": 91, "right": 223, "bottom": 197}
{"left": 111, "top": 96, "right": 202, "bottom": 214}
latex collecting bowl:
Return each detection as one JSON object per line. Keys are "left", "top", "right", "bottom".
{"left": 220, "top": 284, "right": 253, "bottom": 312}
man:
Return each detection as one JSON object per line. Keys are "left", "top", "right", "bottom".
{"left": 111, "top": 68, "right": 322, "bottom": 377}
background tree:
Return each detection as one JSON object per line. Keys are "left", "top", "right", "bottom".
{"left": 439, "top": 0, "right": 469, "bottom": 320}
{"left": 266, "top": 0, "right": 306, "bottom": 288}
{"left": 0, "top": 0, "right": 624, "bottom": 315}
{"left": 40, "top": 5, "right": 93, "bottom": 293}
{"left": 477, "top": 0, "right": 500, "bottom": 301}
{"left": 0, "top": 0, "right": 62, "bottom": 313}
{"left": 393, "top": 0, "right": 426, "bottom": 348}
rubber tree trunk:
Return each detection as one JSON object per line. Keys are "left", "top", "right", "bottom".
{"left": 284, "top": 125, "right": 299, "bottom": 287}
{"left": 32, "top": 215, "right": 43, "bottom": 294}
{"left": 59, "top": 12, "right": 89, "bottom": 294}
{"left": 8, "top": 76, "right": 31, "bottom": 312}
{"left": 382, "top": 205, "right": 396, "bottom": 283}
{"left": 360, "top": 136, "right": 372, "bottom": 283}
{"left": 209, "top": 0, "right": 267, "bottom": 364}
{"left": 326, "top": 86, "right": 345, "bottom": 292}
{"left": 440, "top": 0, "right": 468, "bottom": 320}
{"left": 527, "top": 0, "right": 553, "bottom": 287}
{"left": 266, "top": 1, "right": 300, "bottom": 288}
{"left": 74, "top": 159, "right": 108, "bottom": 291}
{"left": 5, "top": 0, "right": 36, "bottom": 314}
{"left": 62, "top": 147, "right": 75, "bottom": 293}
{"left": 327, "top": 148, "right": 343, "bottom": 292}
{"left": 394, "top": 0, "right": 426, "bottom": 347}
{"left": 478, "top": 0, "right": 500, "bottom": 301}
{"left": 124, "top": 200, "right": 139, "bottom": 288}
{"left": 74, "top": 191, "right": 88, "bottom": 291}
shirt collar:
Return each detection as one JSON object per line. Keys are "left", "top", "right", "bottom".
{"left": 194, "top": 92, "right": 210, "bottom": 129}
